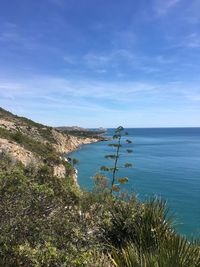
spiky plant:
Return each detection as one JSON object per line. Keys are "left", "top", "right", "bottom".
{"left": 103, "top": 198, "right": 174, "bottom": 251}
{"left": 87, "top": 251, "right": 114, "bottom": 267}
{"left": 111, "top": 235, "right": 200, "bottom": 267}
{"left": 132, "top": 198, "right": 174, "bottom": 252}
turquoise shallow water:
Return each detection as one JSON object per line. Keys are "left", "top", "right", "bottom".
{"left": 68, "top": 128, "right": 200, "bottom": 237}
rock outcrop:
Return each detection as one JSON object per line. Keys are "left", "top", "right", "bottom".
{"left": 51, "top": 128, "right": 99, "bottom": 154}
{"left": 0, "top": 107, "right": 104, "bottom": 180}
{"left": 0, "top": 138, "right": 39, "bottom": 166}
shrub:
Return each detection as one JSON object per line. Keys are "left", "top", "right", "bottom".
{"left": 111, "top": 235, "right": 200, "bottom": 267}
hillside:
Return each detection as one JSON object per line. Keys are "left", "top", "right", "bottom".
{"left": 0, "top": 107, "right": 102, "bottom": 178}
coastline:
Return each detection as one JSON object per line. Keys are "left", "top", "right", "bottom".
{"left": 64, "top": 136, "right": 108, "bottom": 155}
{"left": 63, "top": 136, "right": 109, "bottom": 155}
{"left": 63, "top": 137, "right": 108, "bottom": 188}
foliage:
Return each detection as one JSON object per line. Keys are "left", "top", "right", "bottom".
{"left": 0, "top": 127, "right": 61, "bottom": 164}
{"left": 92, "top": 172, "right": 109, "bottom": 193}
{"left": 0, "top": 152, "right": 21, "bottom": 171}
{"left": 111, "top": 235, "right": 200, "bottom": 267}
{"left": 0, "top": 162, "right": 91, "bottom": 266}
{"left": 0, "top": 125, "right": 200, "bottom": 266}
{"left": 0, "top": 106, "right": 57, "bottom": 144}
{"left": 58, "top": 128, "right": 106, "bottom": 139}
{"left": 100, "top": 126, "right": 133, "bottom": 194}
{"left": 72, "top": 158, "right": 80, "bottom": 166}
{"left": 0, "top": 160, "right": 200, "bottom": 266}
{"left": 87, "top": 251, "right": 114, "bottom": 267}
{"left": 102, "top": 197, "right": 175, "bottom": 250}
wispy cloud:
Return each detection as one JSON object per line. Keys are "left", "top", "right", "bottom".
{"left": 63, "top": 55, "right": 77, "bottom": 65}
{"left": 183, "top": 33, "right": 200, "bottom": 48}
{"left": 63, "top": 49, "right": 138, "bottom": 75}
{"left": 83, "top": 49, "right": 136, "bottom": 68}
{"left": 168, "top": 32, "right": 200, "bottom": 49}
{"left": 0, "top": 82, "right": 27, "bottom": 99}
{"left": 0, "top": 22, "right": 39, "bottom": 50}
{"left": 1, "top": 74, "right": 199, "bottom": 127}
{"left": 0, "top": 77, "right": 142, "bottom": 116}
{"left": 183, "top": 0, "right": 200, "bottom": 24}
{"left": 154, "top": 0, "right": 181, "bottom": 15}
{"left": 111, "top": 30, "right": 136, "bottom": 49}
{"left": 0, "top": 21, "right": 60, "bottom": 53}
{"left": 0, "top": 74, "right": 199, "bottom": 104}
{"left": 78, "top": 49, "right": 177, "bottom": 76}
{"left": 0, "top": 22, "right": 21, "bottom": 43}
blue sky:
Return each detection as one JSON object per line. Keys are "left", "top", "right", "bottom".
{"left": 0, "top": 0, "right": 200, "bottom": 127}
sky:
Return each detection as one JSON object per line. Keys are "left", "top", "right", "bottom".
{"left": 0, "top": 0, "right": 200, "bottom": 128}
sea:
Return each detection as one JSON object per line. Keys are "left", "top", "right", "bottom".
{"left": 68, "top": 128, "right": 200, "bottom": 237}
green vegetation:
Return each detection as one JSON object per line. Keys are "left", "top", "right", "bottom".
{"left": 58, "top": 128, "right": 106, "bottom": 139}
{"left": 15, "top": 115, "right": 45, "bottom": 129}
{"left": 0, "top": 127, "right": 61, "bottom": 165}
{"left": 72, "top": 158, "right": 80, "bottom": 166}
{"left": 111, "top": 236, "right": 200, "bottom": 267}
{"left": 0, "top": 107, "right": 44, "bottom": 129}
{"left": 0, "top": 107, "right": 57, "bottom": 143}
{"left": 0, "top": 107, "right": 15, "bottom": 119}
{"left": 0, "top": 122, "right": 200, "bottom": 266}
{"left": 0, "top": 152, "right": 199, "bottom": 266}
{"left": 100, "top": 126, "right": 133, "bottom": 194}
{"left": 35, "top": 126, "right": 56, "bottom": 143}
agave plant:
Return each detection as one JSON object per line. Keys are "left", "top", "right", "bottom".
{"left": 100, "top": 126, "right": 133, "bottom": 194}
{"left": 87, "top": 251, "right": 114, "bottom": 267}
{"left": 103, "top": 197, "right": 174, "bottom": 251}
{"left": 132, "top": 198, "right": 174, "bottom": 252}
{"left": 111, "top": 235, "right": 200, "bottom": 267}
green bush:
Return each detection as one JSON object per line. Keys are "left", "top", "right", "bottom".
{"left": 0, "top": 148, "right": 199, "bottom": 266}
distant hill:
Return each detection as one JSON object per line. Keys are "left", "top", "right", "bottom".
{"left": 56, "top": 126, "right": 107, "bottom": 139}
{"left": 56, "top": 126, "right": 86, "bottom": 132}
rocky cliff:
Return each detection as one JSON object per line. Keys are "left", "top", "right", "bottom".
{"left": 0, "top": 107, "right": 103, "bottom": 179}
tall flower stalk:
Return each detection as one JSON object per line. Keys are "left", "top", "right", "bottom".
{"left": 100, "top": 126, "right": 133, "bottom": 194}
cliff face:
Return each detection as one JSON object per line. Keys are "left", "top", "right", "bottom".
{"left": 0, "top": 107, "right": 100, "bottom": 179}
{"left": 50, "top": 128, "right": 99, "bottom": 154}
{"left": 0, "top": 138, "right": 39, "bottom": 166}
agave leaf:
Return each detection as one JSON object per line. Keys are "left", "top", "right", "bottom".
{"left": 113, "top": 134, "right": 120, "bottom": 139}
{"left": 108, "top": 144, "right": 122, "bottom": 148}
{"left": 112, "top": 184, "right": 120, "bottom": 192}
{"left": 100, "top": 166, "right": 110, "bottom": 171}
{"left": 118, "top": 177, "right": 129, "bottom": 185}
{"left": 105, "top": 154, "right": 117, "bottom": 160}
{"left": 111, "top": 235, "right": 200, "bottom": 267}
{"left": 124, "top": 163, "right": 132, "bottom": 168}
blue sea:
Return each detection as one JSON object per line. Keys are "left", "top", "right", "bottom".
{"left": 68, "top": 128, "right": 200, "bottom": 237}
